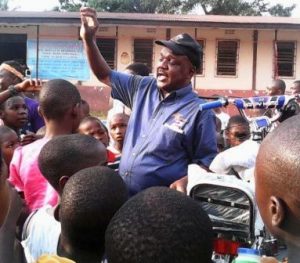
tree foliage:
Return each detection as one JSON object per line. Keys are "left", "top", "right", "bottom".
{"left": 268, "top": 4, "right": 296, "bottom": 17}
{"left": 183, "top": 0, "right": 295, "bottom": 16}
{"left": 57, "top": 0, "right": 183, "bottom": 13}
{"left": 56, "top": 0, "right": 296, "bottom": 17}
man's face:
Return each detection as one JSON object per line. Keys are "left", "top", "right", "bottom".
{"left": 109, "top": 115, "right": 128, "bottom": 144}
{"left": 1, "top": 97, "right": 28, "bottom": 130}
{"left": 156, "top": 47, "right": 195, "bottom": 94}
{"left": 225, "top": 124, "right": 250, "bottom": 148}
{"left": 0, "top": 69, "right": 20, "bottom": 91}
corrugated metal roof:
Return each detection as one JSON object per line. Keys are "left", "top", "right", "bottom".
{"left": 0, "top": 11, "right": 300, "bottom": 29}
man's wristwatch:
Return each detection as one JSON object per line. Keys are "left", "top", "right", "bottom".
{"left": 8, "top": 85, "right": 20, "bottom": 97}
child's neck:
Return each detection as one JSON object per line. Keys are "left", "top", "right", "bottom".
{"left": 114, "top": 141, "right": 123, "bottom": 153}
{"left": 44, "top": 121, "right": 73, "bottom": 139}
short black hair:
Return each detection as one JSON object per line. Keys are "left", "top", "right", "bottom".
{"left": 38, "top": 134, "right": 107, "bottom": 191}
{"left": 226, "top": 115, "right": 249, "bottom": 130}
{"left": 105, "top": 187, "right": 213, "bottom": 263}
{"left": 256, "top": 114, "right": 300, "bottom": 198}
{"left": 39, "top": 79, "right": 81, "bottom": 120}
{"left": 60, "top": 166, "right": 128, "bottom": 257}
{"left": 126, "top": 62, "right": 151, "bottom": 76}
{"left": 0, "top": 95, "right": 24, "bottom": 111}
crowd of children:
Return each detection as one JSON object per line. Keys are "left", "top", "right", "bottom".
{"left": 0, "top": 61, "right": 299, "bottom": 263}
{"left": 0, "top": 10, "right": 299, "bottom": 263}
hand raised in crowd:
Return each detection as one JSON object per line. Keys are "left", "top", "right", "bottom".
{"left": 80, "top": 7, "right": 99, "bottom": 42}
{"left": 15, "top": 79, "right": 42, "bottom": 93}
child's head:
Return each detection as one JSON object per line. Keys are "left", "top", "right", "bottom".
{"left": 267, "top": 79, "right": 286, "bottom": 96}
{"left": 0, "top": 96, "right": 28, "bottom": 132}
{"left": 39, "top": 79, "right": 82, "bottom": 133}
{"left": 0, "top": 126, "right": 19, "bottom": 167}
{"left": 38, "top": 134, "right": 107, "bottom": 195}
{"left": 125, "top": 62, "right": 151, "bottom": 76}
{"left": 108, "top": 113, "right": 129, "bottom": 147}
{"left": 0, "top": 60, "right": 27, "bottom": 91}
{"left": 225, "top": 115, "right": 250, "bottom": 147}
{"left": 60, "top": 166, "right": 128, "bottom": 260}
{"left": 78, "top": 116, "right": 109, "bottom": 147}
{"left": 105, "top": 187, "right": 213, "bottom": 263}
{"left": 255, "top": 115, "right": 300, "bottom": 246}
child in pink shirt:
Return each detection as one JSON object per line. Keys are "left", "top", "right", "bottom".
{"left": 9, "top": 137, "right": 56, "bottom": 211}
{"left": 8, "top": 79, "right": 82, "bottom": 211}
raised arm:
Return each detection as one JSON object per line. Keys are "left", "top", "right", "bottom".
{"left": 0, "top": 79, "right": 41, "bottom": 105}
{"left": 80, "top": 7, "right": 112, "bottom": 86}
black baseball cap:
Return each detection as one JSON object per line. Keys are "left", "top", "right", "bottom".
{"left": 155, "top": 33, "right": 203, "bottom": 70}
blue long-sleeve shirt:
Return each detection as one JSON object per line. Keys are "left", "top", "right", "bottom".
{"left": 110, "top": 71, "right": 217, "bottom": 195}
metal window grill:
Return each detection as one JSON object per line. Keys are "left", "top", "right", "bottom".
{"left": 133, "top": 39, "right": 153, "bottom": 71}
{"left": 96, "top": 38, "right": 116, "bottom": 69}
{"left": 276, "top": 41, "right": 296, "bottom": 77}
{"left": 216, "top": 40, "right": 239, "bottom": 76}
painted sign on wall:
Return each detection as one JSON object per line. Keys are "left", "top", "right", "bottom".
{"left": 27, "top": 40, "right": 90, "bottom": 81}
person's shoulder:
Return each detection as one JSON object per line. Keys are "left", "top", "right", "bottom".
{"left": 19, "top": 138, "right": 50, "bottom": 157}
{"left": 25, "top": 137, "right": 49, "bottom": 149}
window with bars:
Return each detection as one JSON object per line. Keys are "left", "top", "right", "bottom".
{"left": 133, "top": 39, "right": 153, "bottom": 71}
{"left": 216, "top": 40, "right": 239, "bottom": 76}
{"left": 275, "top": 41, "right": 296, "bottom": 77}
{"left": 197, "top": 40, "right": 205, "bottom": 75}
{"left": 96, "top": 38, "right": 116, "bottom": 69}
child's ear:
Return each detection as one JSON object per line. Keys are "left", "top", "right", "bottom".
{"left": 71, "top": 102, "right": 81, "bottom": 119}
{"left": 58, "top": 176, "right": 70, "bottom": 194}
{"left": 270, "top": 196, "right": 285, "bottom": 228}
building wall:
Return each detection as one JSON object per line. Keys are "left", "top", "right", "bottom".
{"left": 256, "top": 29, "right": 300, "bottom": 92}
{"left": 1, "top": 24, "right": 299, "bottom": 94}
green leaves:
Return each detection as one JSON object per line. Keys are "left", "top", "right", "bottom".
{"left": 56, "top": 0, "right": 296, "bottom": 17}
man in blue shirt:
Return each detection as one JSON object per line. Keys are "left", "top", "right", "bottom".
{"left": 80, "top": 8, "right": 217, "bottom": 195}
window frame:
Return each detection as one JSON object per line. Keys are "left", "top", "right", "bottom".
{"left": 274, "top": 40, "right": 297, "bottom": 79}
{"left": 133, "top": 38, "right": 154, "bottom": 72}
{"left": 96, "top": 37, "right": 117, "bottom": 70}
{"left": 215, "top": 39, "right": 240, "bottom": 78}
